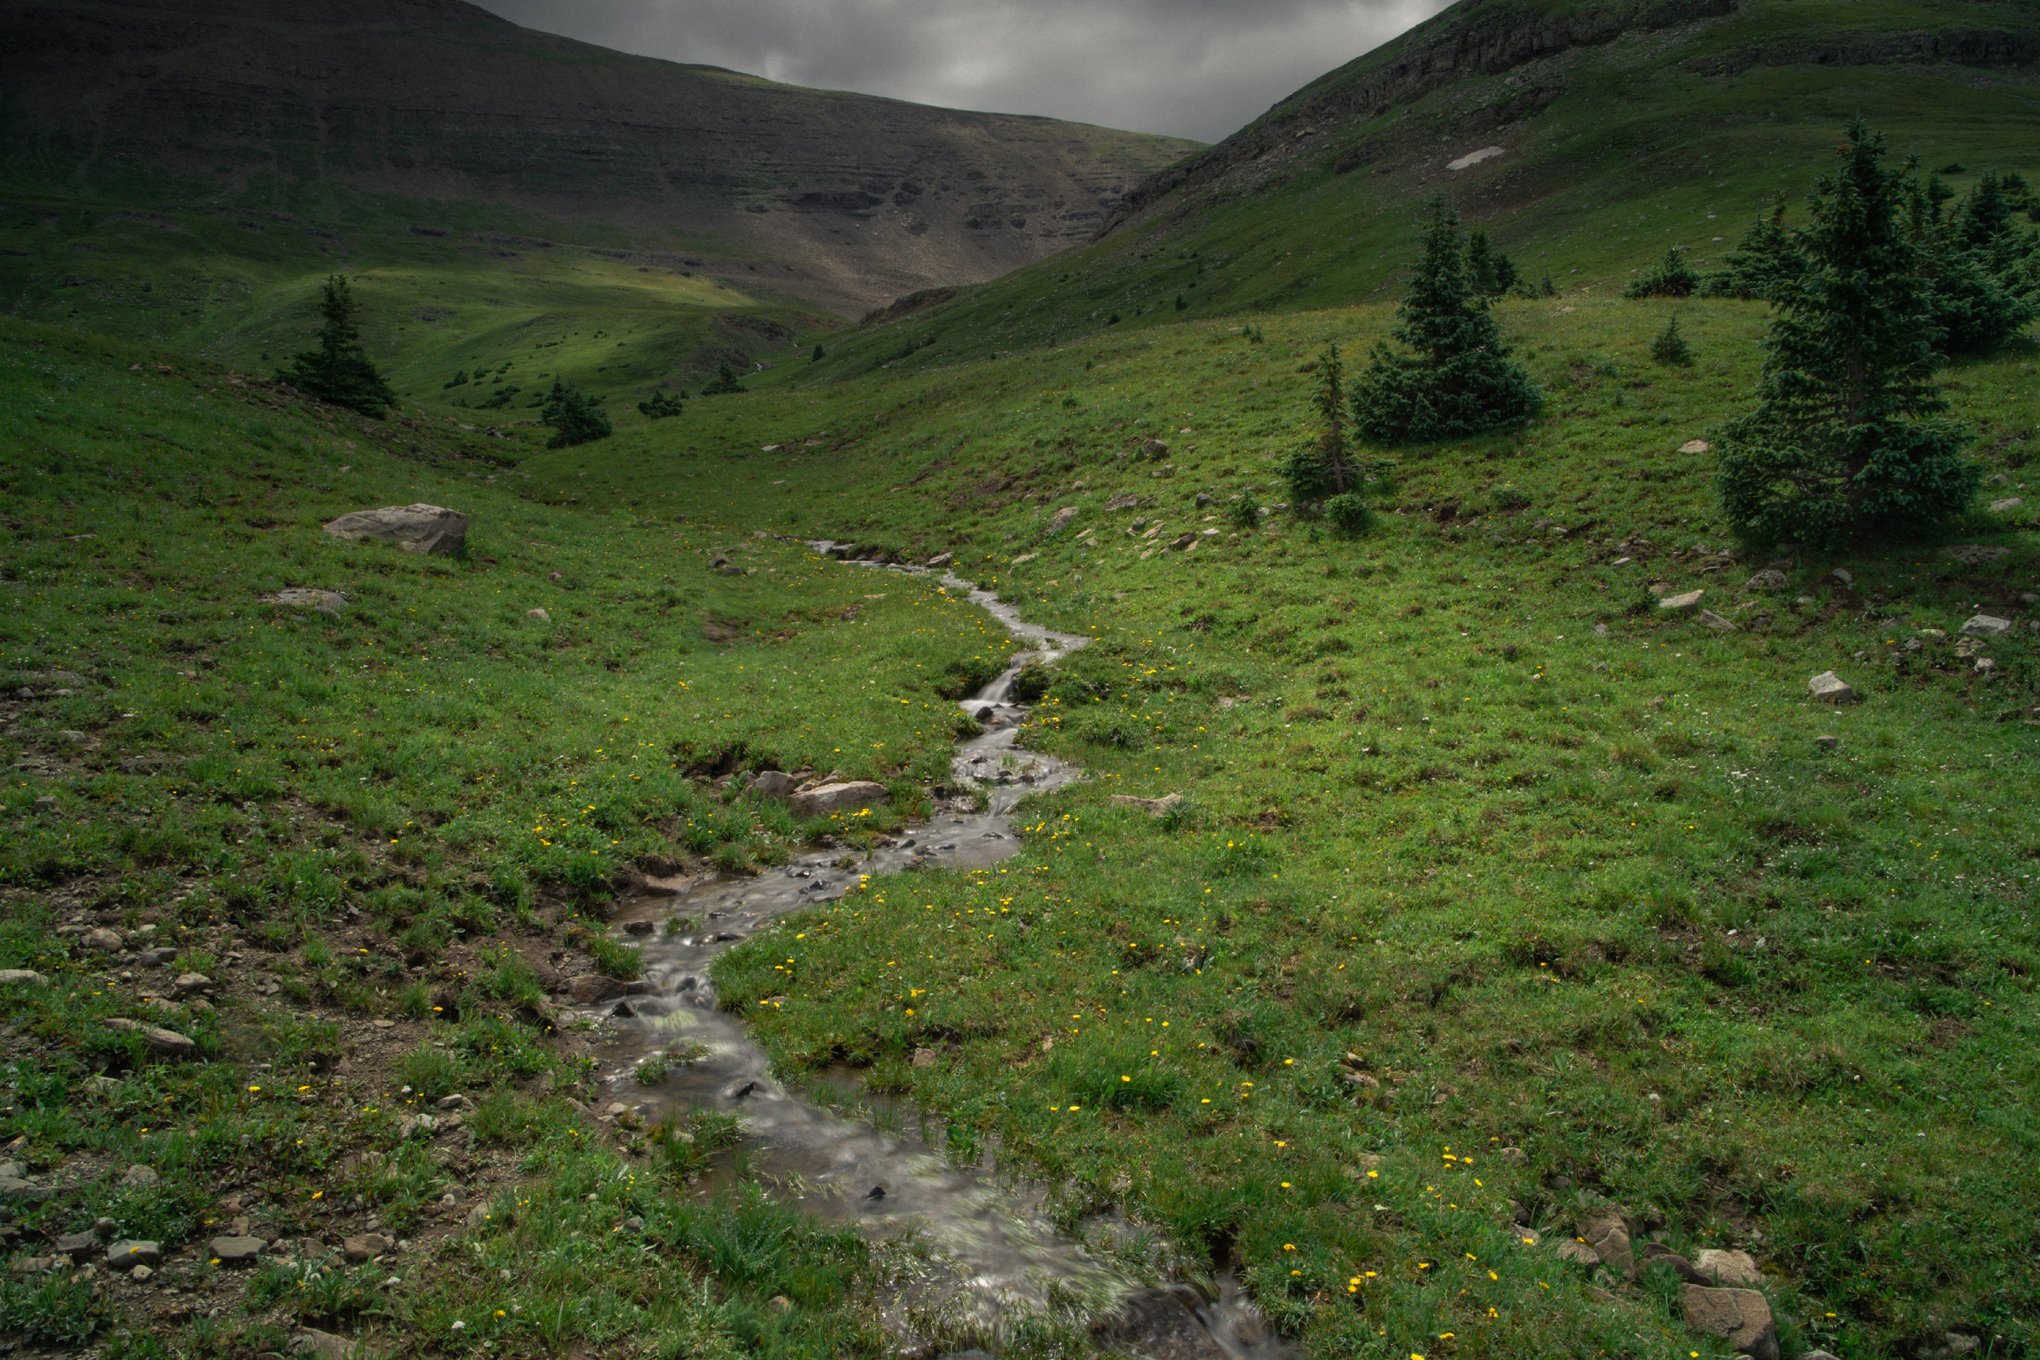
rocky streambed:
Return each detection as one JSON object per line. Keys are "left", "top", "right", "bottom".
{"left": 582, "top": 554, "right": 1294, "bottom": 1359}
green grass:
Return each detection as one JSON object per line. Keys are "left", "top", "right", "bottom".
{"left": 526, "top": 287, "right": 2038, "bottom": 1358}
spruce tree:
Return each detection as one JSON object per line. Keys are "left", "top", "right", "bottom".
{"left": 1650, "top": 314, "right": 1693, "bottom": 367}
{"left": 1350, "top": 199, "right": 1541, "bottom": 443}
{"left": 1917, "top": 169, "right": 2039, "bottom": 356}
{"left": 700, "top": 362, "right": 747, "bottom": 396}
{"left": 277, "top": 275, "right": 395, "bottom": 418}
{"left": 541, "top": 379, "right": 611, "bottom": 449}
{"left": 1701, "top": 205, "right": 1807, "bottom": 300}
{"left": 1284, "top": 343, "right": 1364, "bottom": 512}
{"left": 1465, "top": 229, "right": 1518, "bottom": 299}
{"left": 636, "top": 390, "right": 686, "bottom": 420}
{"left": 1716, "top": 120, "right": 1977, "bottom": 547}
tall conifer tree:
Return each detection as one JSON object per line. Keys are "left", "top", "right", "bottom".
{"left": 277, "top": 275, "right": 395, "bottom": 418}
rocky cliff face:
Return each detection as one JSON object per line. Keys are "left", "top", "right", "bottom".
{"left": 0, "top": 0, "right": 1201, "bottom": 314}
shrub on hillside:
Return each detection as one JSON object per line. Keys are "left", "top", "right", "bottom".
{"left": 700, "top": 363, "right": 747, "bottom": 396}
{"left": 1702, "top": 205, "right": 1807, "bottom": 300}
{"left": 1465, "top": 229, "right": 1518, "bottom": 299}
{"left": 541, "top": 380, "right": 611, "bottom": 449}
{"left": 1350, "top": 199, "right": 1542, "bottom": 443}
{"left": 637, "top": 390, "right": 686, "bottom": 420}
{"left": 1650, "top": 314, "right": 1693, "bottom": 366}
{"left": 1624, "top": 246, "right": 1701, "bottom": 299}
{"left": 1716, "top": 120, "right": 1978, "bottom": 547}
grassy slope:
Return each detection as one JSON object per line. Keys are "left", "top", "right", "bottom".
{"left": 801, "top": 0, "right": 2040, "bottom": 379}
{"left": 531, "top": 277, "right": 2039, "bottom": 1358}
{"left": 0, "top": 318, "right": 1024, "bottom": 1356}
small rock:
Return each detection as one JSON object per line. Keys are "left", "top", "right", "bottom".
{"left": 130, "top": 1264, "right": 154, "bottom": 1282}
{"left": 82, "top": 927, "right": 124, "bottom": 952}
{"left": 1815, "top": 735, "right": 1840, "bottom": 751}
{"left": 721, "top": 1079, "right": 760, "bottom": 1102}
{"left": 910, "top": 1048, "right": 938, "bottom": 1069}
{"left": 172, "top": 971, "right": 211, "bottom": 995}
{"left": 565, "top": 974, "right": 626, "bottom": 1003}
{"left": 788, "top": 781, "right": 889, "bottom": 819}
{"left": 1808, "top": 671, "right": 1856, "bottom": 704}
{"left": 1045, "top": 506, "right": 1079, "bottom": 536}
{"left": 297, "top": 1328, "right": 353, "bottom": 1360}
{"left": 1659, "top": 589, "right": 1704, "bottom": 614}
{"left": 210, "top": 1235, "right": 265, "bottom": 1264}
{"left": 272, "top": 588, "right": 348, "bottom": 612}
{"left": 1989, "top": 497, "right": 2023, "bottom": 513}
{"left": 1830, "top": 567, "right": 1854, "bottom": 588}
{"left": 1680, "top": 439, "right": 1711, "bottom": 454}
{"left": 1960, "top": 614, "right": 2011, "bottom": 637}
{"left": 102, "top": 1017, "right": 200, "bottom": 1058}
{"left": 1680, "top": 1284, "right": 1778, "bottom": 1360}
{"left": 526, "top": 607, "right": 549, "bottom": 622}
{"left": 926, "top": 551, "right": 953, "bottom": 568}
{"left": 341, "top": 1233, "right": 391, "bottom": 1264}
{"left": 1696, "top": 609, "right": 1739, "bottom": 632}
{"left": 55, "top": 1232, "right": 100, "bottom": 1261}
{"left": 106, "top": 1239, "right": 162, "bottom": 1268}
{"left": 768, "top": 1295, "right": 793, "bottom": 1315}
{"left": 1139, "top": 437, "right": 1169, "bottom": 460}
{"left": 750, "top": 770, "right": 800, "bottom": 800}
{"left": 1693, "top": 1247, "right": 1763, "bottom": 1287}
{"left": 1110, "top": 793, "right": 1185, "bottom": 817}
{"left": 32, "top": 795, "right": 59, "bottom": 812}
{"left": 1578, "top": 1207, "right": 1635, "bottom": 1279}
{"left": 0, "top": 969, "right": 47, "bottom": 986}
{"left": 120, "top": 1164, "right": 160, "bottom": 1189}
{"left": 1745, "top": 569, "right": 1789, "bottom": 591}
{"left": 1556, "top": 1240, "right": 1599, "bottom": 1265}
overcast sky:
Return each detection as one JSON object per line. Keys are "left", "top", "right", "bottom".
{"left": 469, "top": 0, "right": 1454, "bottom": 143}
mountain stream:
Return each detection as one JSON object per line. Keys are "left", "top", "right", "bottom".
{"left": 584, "top": 551, "right": 1295, "bottom": 1359}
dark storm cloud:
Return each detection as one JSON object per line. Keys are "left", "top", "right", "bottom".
{"left": 469, "top": 0, "right": 1452, "bottom": 142}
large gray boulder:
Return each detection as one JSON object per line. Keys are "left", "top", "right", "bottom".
{"left": 1680, "top": 1284, "right": 1778, "bottom": 1360}
{"left": 322, "top": 504, "right": 467, "bottom": 556}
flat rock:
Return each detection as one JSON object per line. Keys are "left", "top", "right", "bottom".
{"left": 272, "top": 588, "right": 347, "bottom": 612}
{"left": 341, "top": 1233, "right": 391, "bottom": 1263}
{"left": 103, "top": 1017, "right": 200, "bottom": 1058}
{"left": 1556, "top": 1239, "right": 1599, "bottom": 1265}
{"left": 1110, "top": 793, "right": 1185, "bottom": 817}
{"left": 526, "top": 607, "right": 549, "bottom": 622}
{"left": 1808, "top": 671, "right": 1856, "bottom": 704}
{"left": 1696, "top": 609, "right": 1739, "bottom": 632}
{"left": 1746, "top": 569, "right": 1788, "bottom": 591}
{"left": 1943, "top": 544, "right": 2009, "bottom": 565}
{"left": 55, "top": 1232, "right": 101, "bottom": 1260}
{"left": 297, "top": 1329, "right": 354, "bottom": 1360}
{"left": 210, "top": 1235, "right": 265, "bottom": 1264}
{"left": 1692, "top": 1247, "right": 1762, "bottom": 1287}
{"left": 106, "top": 1239, "right": 162, "bottom": 1268}
{"left": 1960, "top": 614, "right": 2011, "bottom": 637}
{"left": 121, "top": 1164, "right": 160, "bottom": 1188}
{"left": 1659, "top": 589, "right": 1704, "bottom": 614}
{"left": 82, "top": 927, "right": 124, "bottom": 951}
{"left": 1045, "top": 506, "right": 1079, "bottom": 536}
{"left": 1989, "top": 497, "right": 2023, "bottom": 513}
{"left": 1679, "top": 438, "right": 1712, "bottom": 454}
{"left": 0, "top": 1176, "right": 57, "bottom": 1204}
{"left": 0, "top": 969, "right": 47, "bottom": 986}
{"left": 788, "top": 781, "right": 890, "bottom": 819}
{"left": 322, "top": 504, "right": 467, "bottom": 556}
{"left": 1680, "top": 1284, "right": 1778, "bottom": 1360}
{"left": 925, "top": 552, "right": 953, "bottom": 567}
{"left": 172, "top": 971, "right": 212, "bottom": 995}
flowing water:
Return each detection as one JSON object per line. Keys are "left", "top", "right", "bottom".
{"left": 585, "top": 552, "right": 1294, "bottom": 1359}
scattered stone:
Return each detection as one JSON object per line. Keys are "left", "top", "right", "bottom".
{"left": 565, "top": 974, "right": 626, "bottom": 1003}
{"left": 1960, "top": 614, "right": 2011, "bottom": 637}
{"left": 1170, "top": 533, "right": 1197, "bottom": 551}
{"left": 271, "top": 588, "right": 348, "bottom": 613}
{"left": 120, "top": 1164, "right": 160, "bottom": 1189}
{"left": 82, "top": 927, "right": 124, "bottom": 951}
{"left": 55, "top": 1231, "right": 100, "bottom": 1260}
{"left": 106, "top": 1239, "right": 162, "bottom": 1268}
{"left": 33, "top": 795, "right": 58, "bottom": 812}
{"left": 322, "top": 504, "right": 467, "bottom": 556}
{"left": 1679, "top": 439, "right": 1711, "bottom": 455}
{"left": 1830, "top": 567, "right": 1854, "bottom": 588}
{"left": 1815, "top": 735, "right": 1840, "bottom": 751}
{"left": 1105, "top": 493, "right": 1146, "bottom": 512}
{"left": 1944, "top": 544, "right": 2010, "bottom": 565}
{"left": 768, "top": 1295, "right": 793, "bottom": 1315}
{"left": 1746, "top": 569, "right": 1788, "bottom": 591}
{"left": 788, "top": 781, "right": 890, "bottom": 819}
{"left": 172, "top": 971, "right": 212, "bottom": 996}
{"left": 1989, "top": 497, "right": 2024, "bottom": 513}
{"left": 1556, "top": 1240, "right": 1599, "bottom": 1266}
{"left": 341, "top": 1233, "right": 392, "bottom": 1264}
{"left": 926, "top": 552, "right": 953, "bottom": 568}
{"left": 1808, "top": 671, "right": 1856, "bottom": 704}
{"left": 55, "top": 729, "right": 89, "bottom": 745}
{"left": 1045, "top": 506, "right": 1079, "bottom": 536}
{"left": 1693, "top": 1247, "right": 1762, "bottom": 1287}
{"left": 130, "top": 1264, "right": 155, "bottom": 1282}
{"left": 1680, "top": 1284, "right": 1778, "bottom": 1360}
{"left": 1658, "top": 590, "right": 1704, "bottom": 614}
{"left": 210, "top": 1235, "right": 265, "bottom": 1265}
{"left": 1578, "top": 1207, "right": 1635, "bottom": 1278}
{"left": 8, "top": 1256, "right": 62, "bottom": 1276}
{"left": 750, "top": 770, "right": 800, "bottom": 800}
{"left": 296, "top": 1328, "right": 354, "bottom": 1360}
{"left": 526, "top": 607, "right": 549, "bottom": 622}
{"left": 910, "top": 1048, "right": 938, "bottom": 1069}
{"left": 102, "top": 1017, "right": 200, "bottom": 1058}
{"left": 1138, "top": 437, "right": 1170, "bottom": 460}
{"left": 1110, "top": 793, "right": 1185, "bottom": 817}
{"left": 1696, "top": 609, "right": 1739, "bottom": 632}
{"left": 1641, "top": 1243, "right": 1708, "bottom": 1284}
{"left": 0, "top": 969, "right": 47, "bottom": 986}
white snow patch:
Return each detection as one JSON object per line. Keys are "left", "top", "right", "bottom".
{"left": 1447, "top": 145, "right": 1506, "bottom": 171}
